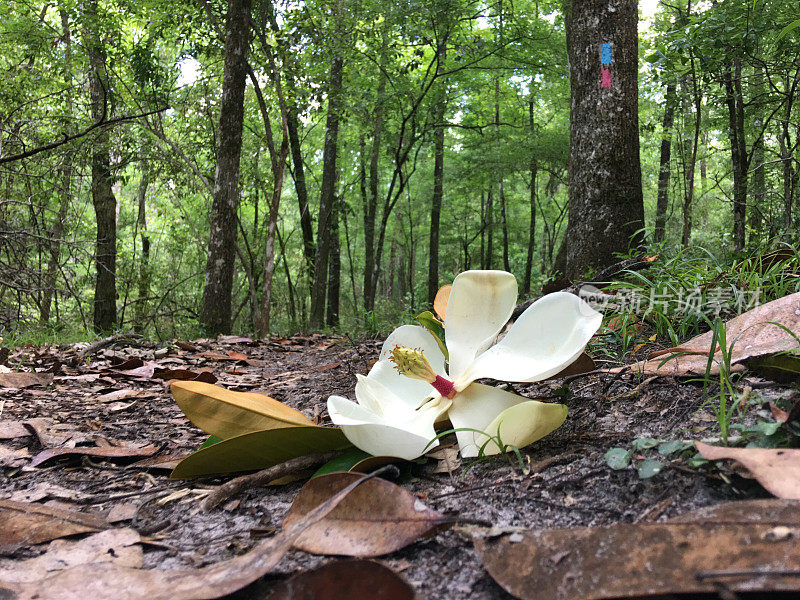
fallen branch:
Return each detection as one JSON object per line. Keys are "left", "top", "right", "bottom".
{"left": 202, "top": 450, "right": 343, "bottom": 511}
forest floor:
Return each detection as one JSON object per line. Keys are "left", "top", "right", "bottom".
{"left": 0, "top": 332, "right": 792, "bottom": 599}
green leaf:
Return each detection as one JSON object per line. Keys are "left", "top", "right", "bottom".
{"left": 637, "top": 459, "right": 663, "bottom": 479}
{"left": 312, "top": 448, "right": 372, "bottom": 478}
{"left": 657, "top": 440, "right": 691, "bottom": 456}
{"left": 631, "top": 437, "right": 659, "bottom": 450}
{"left": 777, "top": 19, "right": 800, "bottom": 42}
{"left": 170, "top": 426, "right": 353, "bottom": 479}
{"left": 605, "top": 447, "right": 632, "bottom": 470}
{"left": 198, "top": 435, "right": 222, "bottom": 450}
{"left": 416, "top": 311, "right": 448, "bottom": 359}
{"left": 688, "top": 452, "right": 709, "bottom": 467}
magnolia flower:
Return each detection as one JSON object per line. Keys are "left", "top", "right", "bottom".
{"left": 328, "top": 270, "right": 602, "bottom": 460}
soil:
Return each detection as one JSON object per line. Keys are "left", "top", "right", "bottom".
{"left": 0, "top": 333, "right": 793, "bottom": 599}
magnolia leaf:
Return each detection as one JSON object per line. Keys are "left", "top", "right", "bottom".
{"left": 198, "top": 435, "right": 222, "bottom": 450}
{"left": 433, "top": 284, "right": 452, "bottom": 320}
{"left": 171, "top": 381, "right": 314, "bottom": 440}
{"left": 266, "top": 559, "right": 415, "bottom": 600}
{"left": 415, "top": 311, "right": 448, "bottom": 359}
{"left": 481, "top": 401, "right": 568, "bottom": 455}
{"left": 696, "top": 441, "right": 800, "bottom": 499}
{"left": 312, "top": 449, "right": 371, "bottom": 478}
{"left": 283, "top": 472, "right": 452, "bottom": 557}
{"left": 170, "top": 426, "right": 352, "bottom": 479}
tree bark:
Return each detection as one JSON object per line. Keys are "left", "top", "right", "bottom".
{"left": 724, "top": 61, "right": 747, "bottom": 253}
{"left": 522, "top": 96, "right": 537, "bottom": 296}
{"left": 134, "top": 164, "right": 150, "bottom": 334}
{"left": 749, "top": 64, "right": 765, "bottom": 242}
{"left": 286, "top": 106, "right": 315, "bottom": 279}
{"left": 563, "top": 0, "right": 644, "bottom": 280}
{"left": 326, "top": 195, "right": 341, "bottom": 328}
{"left": 427, "top": 46, "right": 446, "bottom": 305}
{"left": 199, "top": 0, "right": 251, "bottom": 335}
{"left": 654, "top": 82, "right": 675, "bottom": 244}
{"left": 363, "top": 68, "right": 387, "bottom": 312}
{"left": 87, "top": 3, "right": 117, "bottom": 333}
{"left": 309, "top": 53, "right": 344, "bottom": 329}
{"left": 484, "top": 186, "right": 494, "bottom": 269}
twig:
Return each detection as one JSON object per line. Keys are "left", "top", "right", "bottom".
{"left": 202, "top": 450, "right": 343, "bottom": 511}
{"left": 74, "top": 333, "right": 144, "bottom": 362}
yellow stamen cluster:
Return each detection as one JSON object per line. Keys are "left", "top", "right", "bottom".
{"left": 388, "top": 346, "right": 437, "bottom": 383}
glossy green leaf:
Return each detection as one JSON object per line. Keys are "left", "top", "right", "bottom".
{"left": 415, "top": 311, "right": 448, "bottom": 359}
{"left": 199, "top": 435, "right": 223, "bottom": 450}
{"left": 170, "top": 426, "right": 352, "bottom": 479}
{"left": 312, "top": 448, "right": 371, "bottom": 478}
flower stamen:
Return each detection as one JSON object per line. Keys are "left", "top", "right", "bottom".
{"left": 389, "top": 346, "right": 457, "bottom": 399}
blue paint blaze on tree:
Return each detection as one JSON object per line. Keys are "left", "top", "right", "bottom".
{"left": 600, "top": 42, "right": 612, "bottom": 64}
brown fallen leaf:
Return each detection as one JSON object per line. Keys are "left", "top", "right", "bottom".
{"left": 672, "top": 498, "right": 800, "bottom": 523}
{"left": 266, "top": 560, "right": 416, "bottom": 600}
{"left": 433, "top": 284, "right": 452, "bottom": 320}
{"left": 0, "top": 420, "right": 30, "bottom": 440}
{"left": 696, "top": 441, "right": 800, "bottom": 499}
{"left": 96, "top": 389, "right": 155, "bottom": 403}
{"left": 106, "top": 357, "right": 145, "bottom": 371}
{"left": 0, "top": 444, "right": 30, "bottom": 468}
{"left": 154, "top": 367, "right": 217, "bottom": 383}
{"left": 0, "top": 372, "right": 53, "bottom": 389}
{"left": 604, "top": 291, "right": 800, "bottom": 377}
{"left": 128, "top": 453, "right": 190, "bottom": 471}
{"left": 0, "top": 499, "right": 110, "bottom": 547}
{"left": 0, "top": 528, "right": 141, "bottom": 583}
{"left": 476, "top": 516, "right": 800, "bottom": 599}
{"left": 29, "top": 443, "right": 160, "bottom": 468}
{"left": 546, "top": 352, "right": 595, "bottom": 379}
{"left": 0, "top": 468, "right": 390, "bottom": 600}
{"left": 283, "top": 472, "right": 452, "bottom": 557}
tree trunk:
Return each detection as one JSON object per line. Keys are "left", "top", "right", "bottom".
{"left": 363, "top": 68, "right": 386, "bottom": 312}
{"left": 682, "top": 59, "right": 701, "bottom": 248}
{"left": 749, "top": 64, "right": 765, "bottom": 242}
{"left": 724, "top": 61, "right": 747, "bottom": 253}
{"left": 87, "top": 4, "right": 117, "bottom": 333}
{"left": 654, "top": 82, "right": 676, "bottom": 244}
{"left": 134, "top": 164, "right": 150, "bottom": 334}
{"left": 200, "top": 0, "right": 251, "bottom": 335}
{"left": 40, "top": 9, "right": 74, "bottom": 326}
{"left": 309, "top": 53, "right": 344, "bottom": 329}
{"left": 779, "top": 74, "right": 798, "bottom": 240}
{"left": 484, "top": 186, "right": 494, "bottom": 269}
{"left": 563, "top": 0, "right": 644, "bottom": 280}
{"left": 522, "top": 105, "right": 537, "bottom": 298}
{"left": 427, "top": 46, "right": 446, "bottom": 305}
{"left": 286, "top": 106, "right": 315, "bottom": 279}
{"left": 326, "top": 196, "right": 340, "bottom": 327}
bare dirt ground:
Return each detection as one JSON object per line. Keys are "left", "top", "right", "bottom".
{"left": 0, "top": 333, "right": 788, "bottom": 599}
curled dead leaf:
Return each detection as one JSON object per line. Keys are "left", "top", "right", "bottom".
{"left": 696, "top": 441, "right": 800, "bottom": 499}
{"left": 283, "top": 472, "right": 453, "bottom": 557}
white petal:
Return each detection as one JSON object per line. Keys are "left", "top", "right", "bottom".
{"left": 327, "top": 395, "right": 449, "bottom": 460}
{"left": 444, "top": 271, "right": 518, "bottom": 380}
{"left": 368, "top": 325, "right": 447, "bottom": 405}
{"left": 355, "top": 374, "right": 419, "bottom": 419}
{"left": 446, "top": 383, "right": 523, "bottom": 457}
{"left": 455, "top": 291, "right": 602, "bottom": 388}
{"left": 480, "top": 400, "right": 567, "bottom": 456}
{"left": 446, "top": 384, "right": 567, "bottom": 457}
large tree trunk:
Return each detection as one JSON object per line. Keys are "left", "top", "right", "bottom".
{"left": 563, "top": 0, "right": 644, "bottom": 280}
{"left": 724, "top": 61, "right": 747, "bottom": 253}
{"left": 654, "top": 82, "right": 676, "bottom": 244}
{"left": 87, "top": 4, "right": 117, "bottom": 333}
{"left": 427, "top": 46, "right": 446, "bottom": 305}
{"left": 309, "top": 53, "right": 344, "bottom": 329}
{"left": 199, "top": 0, "right": 251, "bottom": 335}
{"left": 40, "top": 9, "right": 74, "bottom": 326}
{"left": 484, "top": 186, "right": 494, "bottom": 269}
{"left": 779, "top": 74, "right": 798, "bottom": 240}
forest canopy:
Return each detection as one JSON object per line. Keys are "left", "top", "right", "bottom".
{"left": 0, "top": 0, "right": 798, "bottom": 341}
